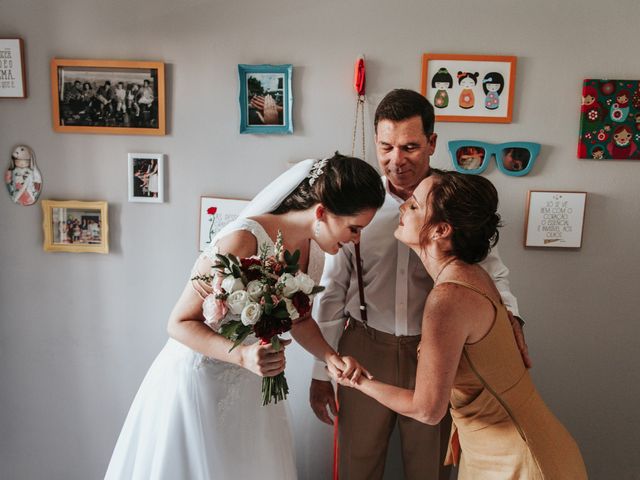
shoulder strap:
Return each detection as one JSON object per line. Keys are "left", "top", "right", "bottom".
{"left": 354, "top": 242, "right": 368, "bottom": 325}
{"left": 436, "top": 280, "right": 501, "bottom": 309}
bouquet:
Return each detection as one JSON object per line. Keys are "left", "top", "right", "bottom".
{"left": 199, "top": 232, "right": 324, "bottom": 406}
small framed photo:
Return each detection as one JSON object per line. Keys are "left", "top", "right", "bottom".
{"left": 0, "top": 38, "right": 27, "bottom": 98}
{"left": 524, "top": 191, "right": 587, "bottom": 248}
{"left": 421, "top": 53, "right": 517, "bottom": 123}
{"left": 238, "top": 64, "right": 293, "bottom": 134}
{"left": 51, "top": 58, "right": 166, "bottom": 135}
{"left": 199, "top": 196, "right": 250, "bottom": 251}
{"left": 42, "top": 200, "right": 109, "bottom": 253}
{"left": 128, "top": 153, "right": 164, "bottom": 203}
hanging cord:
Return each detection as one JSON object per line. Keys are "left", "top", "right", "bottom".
{"left": 350, "top": 95, "right": 366, "bottom": 161}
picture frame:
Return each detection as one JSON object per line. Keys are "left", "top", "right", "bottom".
{"left": 421, "top": 53, "right": 517, "bottom": 123}
{"left": 50, "top": 58, "right": 166, "bottom": 135}
{"left": 238, "top": 64, "right": 293, "bottom": 134}
{"left": 524, "top": 191, "right": 587, "bottom": 248}
{"left": 199, "top": 196, "right": 250, "bottom": 251}
{"left": 577, "top": 79, "right": 640, "bottom": 160}
{"left": 42, "top": 200, "right": 109, "bottom": 253}
{"left": 128, "top": 153, "right": 164, "bottom": 203}
{"left": 0, "top": 38, "right": 27, "bottom": 98}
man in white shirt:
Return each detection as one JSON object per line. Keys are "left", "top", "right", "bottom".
{"left": 309, "top": 89, "right": 530, "bottom": 480}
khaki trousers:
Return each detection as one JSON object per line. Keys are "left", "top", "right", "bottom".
{"left": 337, "top": 321, "right": 452, "bottom": 480}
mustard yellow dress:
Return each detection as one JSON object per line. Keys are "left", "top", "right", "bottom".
{"left": 442, "top": 281, "right": 588, "bottom": 479}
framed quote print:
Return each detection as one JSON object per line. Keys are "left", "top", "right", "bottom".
{"left": 199, "top": 196, "right": 250, "bottom": 251}
{"left": 0, "top": 38, "right": 27, "bottom": 98}
{"left": 421, "top": 53, "right": 517, "bottom": 123}
{"left": 524, "top": 191, "right": 587, "bottom": 248}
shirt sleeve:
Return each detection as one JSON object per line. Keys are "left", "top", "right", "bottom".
{"left": 310, "top": 246, "right": 354, "bottom": 381}
{"left": 479, "top": 246, "right": 520, "bottom": 318}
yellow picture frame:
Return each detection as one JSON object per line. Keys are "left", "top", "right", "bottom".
{"left": 42, "top": 200, "right": 109, "bottom": 253}
{"left": 50, "top": 58, "right": 166, "bottom": 135}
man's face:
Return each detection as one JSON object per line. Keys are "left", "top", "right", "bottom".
{"left": 375, "top": 115, "right": 436, "bottom": 197}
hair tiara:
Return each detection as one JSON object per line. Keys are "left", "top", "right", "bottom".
{"left": 307, "top": 159, "right": 328, "bottom": 186}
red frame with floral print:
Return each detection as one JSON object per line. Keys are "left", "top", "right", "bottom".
{"left": 578, "top": 79, "right": 640, "bottom": 160}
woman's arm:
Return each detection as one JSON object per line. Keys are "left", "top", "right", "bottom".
{"left": 167, "top": 230, "right": 286, "bottom": 377}
{"left": 334, "top": 286, "right": 472, "bottom": 424}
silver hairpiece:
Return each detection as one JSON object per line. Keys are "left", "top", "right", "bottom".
{"left": 307, "top": 159, "right": 328, "bottom": 186}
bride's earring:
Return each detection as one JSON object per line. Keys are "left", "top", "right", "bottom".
{"left": 314, "top": 220, "right": 321, "bottom": 237}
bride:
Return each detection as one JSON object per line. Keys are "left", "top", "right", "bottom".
{"left": 105, "top": 153, "right": 386, "bottom": 479}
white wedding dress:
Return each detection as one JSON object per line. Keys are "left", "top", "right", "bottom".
{"left": 105, "top": 218, "right": 297, "bottom": 480}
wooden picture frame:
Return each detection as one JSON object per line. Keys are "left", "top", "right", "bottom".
{"left": 421, "top": 53, "right": 517, "bottom": 123}
{"left": 42, "top": 200, "right": 109, "bottom": 253}
{"left": 524, "top": 191, "right": 587, "bottom": 248}
{"left": 199, "top": 196, "right": 249, "bottom": 251}
{"left": 0, "top": 38, "right": 27, "bottom": 98}
{"left": 238, "top": 64, "right": 293, "bottom": 134}
{"left": 51, "top": 58, "right": 165, "bottom": 135}
{"left": 128, "top": 153, "right": 164, "bottom": 203}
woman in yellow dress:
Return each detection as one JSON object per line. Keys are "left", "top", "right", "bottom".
{"left": 332, "top": 170, "right": 587, "bottom": 479}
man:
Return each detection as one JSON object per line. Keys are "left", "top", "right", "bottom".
{"left": 309, "top": 89, "right": 530, "bottom": 480}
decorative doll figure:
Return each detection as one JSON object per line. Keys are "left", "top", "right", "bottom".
{"left": 482, "top": 72, "right": 504, "bottom": 110}
{"left": 431, "top": 68, "right": 453, "bottom": 109}
{"left": 607, "top": 125, "right": 638, "bottom": 158}
{"left": 458, "top": 71, "right": 479, "bottom": 109}
{"left": 610, "top": 90, "right": 630, "bottom": 123}
{"left": 581, "top": 85, "right": 603, "bottom": 122}
{"left": 4, "top": 145, "right": 42, "bottom": 206}
{"left": 591, "top": 146, "right": 605, "bottom": 159}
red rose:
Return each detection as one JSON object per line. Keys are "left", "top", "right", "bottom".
{"left": 241, "top": 257, "right": 263, "bottom": 281}
{"left": 207, "top": 207, "right": 218, "bottom": 215}
{"left": 291, "top": 291, "right": 311, "bottom": 317}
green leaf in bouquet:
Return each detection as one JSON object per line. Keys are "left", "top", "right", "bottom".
{"left": 227, "top": 253, "right": 240, "bottom": 266}
{"left": 284, "top": 265, "right": 299, "bottom": 274}
{"left": 310, "top": 285, "right": 326, "bottom": 294}
{"left": 219, "top": 320, "right": 241, "bottom": 339}
{"left": 231, "top": 326, "right": 253, "bottom": 350}
{"left": 271, "top": 336, "right": 281, "bottom": 352}
{"left": 272, "top": 302, "right": 290, "bottom": 319}
{"left": 231, "top": 263, "right": 242, "bottom": 278}
{"left": 215, "top": 254, "right": 231, "bottom": 269}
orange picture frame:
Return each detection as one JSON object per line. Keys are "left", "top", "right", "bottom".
{"left": 421, "top": 53, "right": 517, "bottom": 124}
{"left": 50, "top": 58, "right": 166, "bottom": 135}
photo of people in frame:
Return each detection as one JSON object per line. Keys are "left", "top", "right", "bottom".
{"left": 131, "top": 157, "right": 159, "bottom": 199}
{"left": 57, "top": 67, "right": 159, "bottom": 129}
{"left": 51, "top": 207, "right": 102, "bottom": 245}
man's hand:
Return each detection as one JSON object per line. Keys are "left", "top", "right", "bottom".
{"left": 309, "top": 379, "right": 338, "bottom": 425}
{"left": 249, "top": 94, "right": 282, "bottom": 124}
{"left": 508, "top": 311, "right": 532, "bottom": 369}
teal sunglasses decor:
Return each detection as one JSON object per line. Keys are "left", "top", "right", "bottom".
{"left": 447, "top": 141, "right": 541, "bottom": 176}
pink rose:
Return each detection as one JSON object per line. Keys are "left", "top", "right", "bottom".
{"left": 202, "top": 293, "right": 228, "bottom": 330}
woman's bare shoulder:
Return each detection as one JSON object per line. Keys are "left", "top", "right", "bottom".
{"left": 215, "top": 229, "right": 258, "bottom": 258}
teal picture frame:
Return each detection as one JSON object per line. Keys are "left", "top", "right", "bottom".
{"left": 238, "top": 64, "right": 293, "bottom": 134}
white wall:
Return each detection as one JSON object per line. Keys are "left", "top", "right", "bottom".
{"left": 1, "top": 0, "right": 639, "bottom": 478}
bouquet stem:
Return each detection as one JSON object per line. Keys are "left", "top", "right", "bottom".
{"left": 262, "top": 372, "right": 289, "bottom": 406}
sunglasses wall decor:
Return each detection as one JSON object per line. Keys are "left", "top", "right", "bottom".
{"left": 447, "top": 141, "right": 540, "bottom": 176}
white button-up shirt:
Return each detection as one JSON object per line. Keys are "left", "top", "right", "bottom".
{"left": 311, "top": 177, "right": 519, "bottom": 380}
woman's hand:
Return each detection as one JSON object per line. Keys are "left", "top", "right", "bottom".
{"left": 239, "top": 339, "right": 291, "bottom": 377}
{"left": 325, "top": 353, "right": 372, "bottom": 387}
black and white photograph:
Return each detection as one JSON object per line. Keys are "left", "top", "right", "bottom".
{"left": 128, "top": 153, "right": 164, "bottom": 203}
{"left": 51, "top": 59, "right": 166, "bottom": 135}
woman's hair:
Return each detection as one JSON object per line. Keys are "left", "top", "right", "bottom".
{"left": 420, "top": 170, "right": 502, "bottom": 263}
{"left": 271, "top": 152, "right": 385, "bottom": 216}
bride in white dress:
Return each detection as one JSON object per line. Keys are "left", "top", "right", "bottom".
{"left": 105, "top": 153, "right": 386, "bottom": 480}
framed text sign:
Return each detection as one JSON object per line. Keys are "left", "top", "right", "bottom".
{"left": 0, "top": 38, "right": 27, "bottom": 98}
{"left": 524, "top": 191, "right": 587, "bottom": 248}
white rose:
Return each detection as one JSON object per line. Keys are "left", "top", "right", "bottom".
{"left": 241, "top": 302, "right": 263, "bottom": 326}
{"left": 283, "top": 298, "right": 300, "bottom": 321}
{"left": 295, "top": 272, "right": 315, "bottom": 294}
{"left": 279, "top": 273, "right": 299, "bottom": 297}
{"left": 227, "top": 290, "right": 250, "bottom": 315}
{"left": 246, "top": 280, "right": 264, "bottom": 302}
{"left": 221, "top": 275, "right": 244, "bottom": 293}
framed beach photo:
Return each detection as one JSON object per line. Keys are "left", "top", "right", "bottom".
{"left": 42, "top": 200, "right": 109, "bottom": 253}
{"left": 421, "top": 53, "right": 517, "bottom": 123}
{"left": 239, "top": 64, "right": 293, "bottom": 134}
{"left": 199, "top": 196, "right": 249, "bottom": 251}
{"left": 524, "top": 191, "right": 587, "bottom": 248}
{"left": 50, "top": 58, "right": 165, "bottom": 135}
{"left": 0, "top": 38, "right": 27, "bottom": 98}
{"left": 128, "top": 153, "right": 164, "bottom": 203}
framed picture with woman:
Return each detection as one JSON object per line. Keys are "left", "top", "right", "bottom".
{"left": 127, "top": 153, "right": 164, "bottom": 203}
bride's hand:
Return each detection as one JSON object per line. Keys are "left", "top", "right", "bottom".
{"left": 239, "top": 339, "right": 291, "bottom": 377}
{"left": 325, "top": 353, "right": 372, "bottom": 386}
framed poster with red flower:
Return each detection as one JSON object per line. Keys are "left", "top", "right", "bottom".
{"left": 577, "top": 79, "right": 640, "bottom": 160}
{"left": 198, "top": 196, "right": 249, "bottom": 251}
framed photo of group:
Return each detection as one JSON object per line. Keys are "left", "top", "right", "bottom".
{"left": 238, "top": 64, "right": 293, "bottom": 134}
{"left": 42, "top": 200, "right": 109, "bottom": 253}
{"left": 421, "top": 53, "right": 517, "bottom": 123}
{"left": 198, "top": 196, "right": 249, "bottom": 251}
{"left": 50, "top": 58, "right": 166, "bottom": 135}
{"left": 0, "top": 38, "right": 27, "bottom": 98}
{"left": 524, "top": 191, "right": 587, "bottom": 248}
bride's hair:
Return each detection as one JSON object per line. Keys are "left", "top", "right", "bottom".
{"left": 420, "top": 170, "right": 502, "bottom": 264}
{"left": 271, "top": 152, "right": 385, "bottom": 216}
